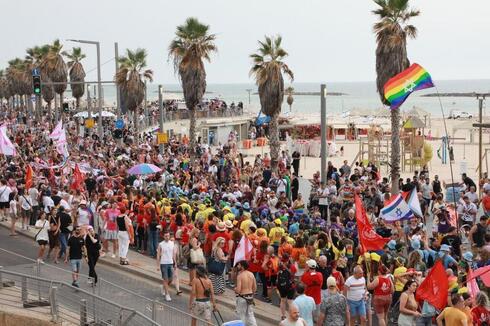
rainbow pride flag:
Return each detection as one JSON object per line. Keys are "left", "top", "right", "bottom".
{"left": 384, "top": 63, "right": 434, "bottom": 109}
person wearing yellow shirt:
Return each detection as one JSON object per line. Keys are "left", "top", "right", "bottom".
{"left": 240, "top": 215, "right": 253, "bottom": 234}
{"left": 269, "top": 219, "right": 285, "bottom": 253}
{"left": 222, "top": 207, "right": 235, "bottom": 222}
{"left": 436, "top": 293, "right": 469, "bottom": 326}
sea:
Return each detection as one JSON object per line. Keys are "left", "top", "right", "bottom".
{"left": 95, "top": 80, "right": 490, "bottom": 118}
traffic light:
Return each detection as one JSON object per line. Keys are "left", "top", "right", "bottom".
{"left": 32, "top": 75, "right": 41, "bottom": 95}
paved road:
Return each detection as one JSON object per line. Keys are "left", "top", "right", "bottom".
{"left": 0, "top": 227, "right": 266, "bottom": 326}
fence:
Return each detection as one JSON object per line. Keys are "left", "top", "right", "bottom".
{"left": 0, "top": 248, "right": 213, "bottom": 326}
{"left": 0, "top": 267, "right": 159, "bottom": 326}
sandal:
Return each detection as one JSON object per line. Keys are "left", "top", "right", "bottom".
{"left": 176, "top": 290, "right": 182, "bottom": 295}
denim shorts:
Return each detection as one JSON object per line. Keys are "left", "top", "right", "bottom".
{"left": 348, "top": 299, "right": 366, "bottom": 317}
{"left": 160, "top": 264, "right": 174, "bottom": 280}
{"left": 70, "top": 259, "right": 82, "bottom": 272}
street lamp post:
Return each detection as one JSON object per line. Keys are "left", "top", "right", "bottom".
{"left": 246, "top": 89, "right": 252, "bottom": 105}
{"left": 67, "top": 39, "right": 103, "bottom": 139}
{"left": 158, "top": 85, "right": 164, "bottom": 154}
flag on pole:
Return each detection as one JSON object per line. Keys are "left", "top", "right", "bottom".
{"left": 354, "top": 195, "right": 390, "bottom": 252}
{"left": 380, "top": 194, "right": 414, "bottom": 222}
{"left": 416, "top": 260, "right": 448, "bottom": 310}
{"left": 466, "top": 265, "right": 490, "bottom": 287}
{"left": 49, "top": 121, "right": 63, "bottom": 140}
{"left": 70, "top": 164, "right": 85, "bottom": 191}
{"left": 402, "top": 187, "right": 423, "bottom": 217}
{"left": 55, "top": 128, "right": 70, "bottom": 158}
{"left": 234, "top": 235, "right": 253, "bottom": 266}
{"left": 384, "top": 63, "right": 435, "bottom": 110}
{"left": 25, "top": 165, "right": 34, "bottom": 190}
{"left": 0, "top": 126, "right": 16, "bottom": 156}
{"left": 467, "top": 269, "right": 480, "bottom": 300}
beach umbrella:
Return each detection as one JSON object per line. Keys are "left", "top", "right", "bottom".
{"left": 127, "top": 163, "right": 162, "bottom": 175}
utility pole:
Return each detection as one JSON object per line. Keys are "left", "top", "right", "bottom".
{"left": 96, "top": 43, "right": 103, "bottom": 139}
{"left": 115, "top": 42, "right": 120, "bottom": 119}
{"left": 320, "top": 84, "right": 327, "bottom": 184}
{"left": 87, "top": 85, "right": 92, "bottom": 137}
{"left": 158, "top": 85, "right": 164, "bottom": 154}
{"left": 144, "top": 81, "right": 148, "bottom": 128}
{"left": 478, "top": 94, "right": 486, "bottom": 195}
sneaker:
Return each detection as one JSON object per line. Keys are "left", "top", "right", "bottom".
{"left": 165, "top": 294, "right": 171, "bottom": 302}
{"left": 72, "top": 281, "right": 79, "bottom": 288}
{"left": 160, "top": 285, "right": 166, "bottom": 296}
{"left": 100, "top": 252, "right": 106, "bottom": 258}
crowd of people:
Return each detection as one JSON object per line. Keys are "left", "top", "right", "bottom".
{"left": 1, "top": 105, "right": 490, "bottom": 326}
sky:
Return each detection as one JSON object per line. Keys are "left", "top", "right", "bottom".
{"left": 1, "top": 0, "right": 490, "bottom": 84}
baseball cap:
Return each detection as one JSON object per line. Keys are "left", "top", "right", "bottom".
{"left": 327, "top": 276, "right": 337, "bottom": 288}
{"left": 306, "top": 259, "right": 317, "bottom": 269}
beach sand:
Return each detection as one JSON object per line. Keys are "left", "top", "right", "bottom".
{"left": 240, "top": 117, "right": 490, "bottom": 185}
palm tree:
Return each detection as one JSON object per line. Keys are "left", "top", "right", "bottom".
{"left": 6, "top": 58, "right": 27, "bottom": 109}
{"left": 250, "top": 35, "right": 294, "bottom": 171}
{"left": 45, "top": 39, "right": 68, "bottom": 119}
{"left": 63, "top": 47, "right": 86, "bottom": 109}
{"left": 115, "top": 48, "right": 153, "bottom": 136}
{"left": 286, "top": 86, "right": 294, "bottom": 112}
{"left": 168, "top": 17, "right": 217, "bottom": 155}
{"left": 0, "top": 70, "right": 7, "bottom": 102}
{"left": 373, "top": 0, "right": 419, "bottom": 194}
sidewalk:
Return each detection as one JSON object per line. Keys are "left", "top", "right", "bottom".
{"left": 0, "top": 220, "right": 281, "bottom": 325}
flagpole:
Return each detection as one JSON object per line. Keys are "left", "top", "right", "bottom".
{"left": 434, "top": 86, "right": 459, "bottom": 231}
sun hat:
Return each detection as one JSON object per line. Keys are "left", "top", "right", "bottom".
{"left": 440, "top": 244, "right": 451, "bottom": 252}
{"left": 274, "top": 219, "right": 282, "bottom": 225}
{"left": 216, "top": 222, "right": 226, "bottom": 232}
{"left": 387, "top": 240, "right": 397, "bottom": 250}
{"left": 411, "top": 239, "right": 421, "bottom": 250}
{"left": 224, "top": 220, "right": 234, "bottom": 229}
{"left": 306, "top": 259, "right": 317, "bottom": 269}
{"left": 327, "top": 276, "right": 337, "bottom": 288}
{"left": 462, "top": 251, "right": 473, "bottom": 262}
{"left": 243, "top": 202, "right": 251, "bottom": 211}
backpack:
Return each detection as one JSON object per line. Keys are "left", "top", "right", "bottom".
{"left": 277, "top": 268, "right": 292, "bottom": 289}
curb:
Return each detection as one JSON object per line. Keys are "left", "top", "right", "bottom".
{"left": 0, "top": 223, "right": 279, "bottom": 325}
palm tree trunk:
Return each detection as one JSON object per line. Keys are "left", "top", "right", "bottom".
{"left": 133, "top": 109, "right": 139, "bottom": 144}
{"left": 47, "top": 101, "right": 52, "bottom": 126}
{"left": 54, "top": 95, "right": 59, "bottom": 122}
{"left": 59, "top": 93, "right": 64, "bottom": 122}
{"left": 391, "top": 108, "right": 401, "bottom": 194}
{"left": 189, "top": 108, "right": 197, "bottom": 156}
{"left": 269, "top": 112, "right": 280, "bottom": 172}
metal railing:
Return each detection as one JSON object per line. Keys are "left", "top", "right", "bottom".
{"left": 0, "top": 247, "right": 213, "bottom": 325}
{"left": 0, "top": 267, "right": 159, "bottom": 326}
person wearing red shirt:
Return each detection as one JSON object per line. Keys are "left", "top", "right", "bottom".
{"left": 482, "top": 189, "right": 490, "bottom": 215}
{"left": 135, "top": 207, "right": 148, "bottom": 254}
{"left": 212, "top": 222, "right": 231, "bottom": 254}
{"left": 300, "top": 259, "right": 323, "bottom": 307}
{"left": 472, "top": 292, "right": 490, "bottom": 326}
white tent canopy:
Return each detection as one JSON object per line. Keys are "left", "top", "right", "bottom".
{"left": 73, "top": 111, "right": 116, "bottom": 118}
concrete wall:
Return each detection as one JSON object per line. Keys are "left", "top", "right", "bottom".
{"left": 0, "top": 311, "right": 59, "bottom": 326}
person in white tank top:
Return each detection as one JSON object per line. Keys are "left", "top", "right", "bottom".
{"left": 157, "top": 230, "right": 178, "bottom": 302}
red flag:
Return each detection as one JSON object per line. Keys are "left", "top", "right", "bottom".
{"left": 354, "top": 195, "right": 390, "bottom": 252}
{"left": 25, "top": 165, "right": 33, "bottom": 190}
{"left": 70, "top": 164, "right": 85, "bottom": 191}
{"left": 416, "top": 260, "right": 448, "bottom": 310}
{"left": 466, "top": 265, "right": 490, "bottom": 287}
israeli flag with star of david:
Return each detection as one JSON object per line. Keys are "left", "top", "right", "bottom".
{"left": 380, "top": 194, "right": 414, "bottom": 222}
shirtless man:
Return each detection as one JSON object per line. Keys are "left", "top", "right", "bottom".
{"left": 189, "top": 266, "right": 216, "bottom": 326}
{"left": 235, "top": 260, "right": 257, "bottom": 326}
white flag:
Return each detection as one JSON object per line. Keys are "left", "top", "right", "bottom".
{"left": 0, "top": 126, "right": 16, "bottom": 156}
{"left": 49, "top": 121, "right": 63, "bottom": 140}
{"left": 234, "top": 236, "right": 253, "bottom": 266}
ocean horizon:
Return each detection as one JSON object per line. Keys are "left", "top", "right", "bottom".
{"left": 82, "top": 79, "right": 490, "bottom": 118}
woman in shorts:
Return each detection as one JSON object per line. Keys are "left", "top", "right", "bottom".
{"left": 368, "top": 264, "right": 394, "bottom": 326}
{"left": 34, "top": 212, "right": 50, "bottom": 264}
{"left": 47, "top": 207, "right": 60, "bottom": 263}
